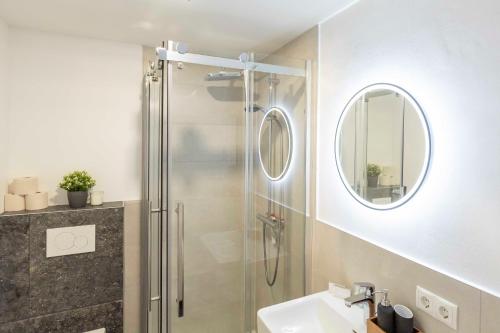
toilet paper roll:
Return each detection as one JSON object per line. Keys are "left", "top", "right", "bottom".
{"left": 90, "top": 191, "right": 104, "bottom": 206}
{"left": 9, "top": 177, "right": 39, "bottom": 195}
{"left": 4, "top": 193, "right": 26, "bottom": 212}
{"left": 25, "top": 192, "right": 49, "bottom": 211}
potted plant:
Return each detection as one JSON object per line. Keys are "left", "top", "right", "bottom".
{"left": 367, "top": 163, "right": 381, "bottom": 187}
{"left": 59, "top": 170, "right": 96, "bottom": 208}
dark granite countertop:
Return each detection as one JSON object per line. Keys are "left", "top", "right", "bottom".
{"left": 0, "top": 201, "right": 124, "bottom": 217}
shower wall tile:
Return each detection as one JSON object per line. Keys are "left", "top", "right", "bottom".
{"left": 29, "top": 207, "right": 123, "bottom": 316}
{"left": 0, "top": 301, "right": 123, "bottom": 333}
{"left": 480, "top": 291, "right": 500, "bottom": 333}
{"left": 0, "top": 215, "right": 30, "bottom": 324}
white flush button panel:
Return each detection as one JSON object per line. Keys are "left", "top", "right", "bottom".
{"left": 416, "top": 286, "right": 458, "bottom": 330}
{"left": 83, "top": 329, "right": 105, "bottom": 333}
{"left": 46, "top": 225, "right": 96, "bottom": 258}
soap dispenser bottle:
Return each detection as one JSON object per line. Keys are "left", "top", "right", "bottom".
{"left": 377, "top": 289, "right": 395, "bottom": 333}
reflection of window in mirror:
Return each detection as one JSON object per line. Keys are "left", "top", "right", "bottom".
{"left": 336, "top": 84, "right": 430, "bottom": 209}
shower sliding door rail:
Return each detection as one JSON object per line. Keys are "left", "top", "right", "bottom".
{"left": 155, "top": 47, "right": 306, "bottom": 78}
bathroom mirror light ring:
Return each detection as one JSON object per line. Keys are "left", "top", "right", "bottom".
{"left": 334, "top": 83, "right": 431, "bottom": 210}
{"left": 258, "top": 107, "right": 293, "bottom": 181}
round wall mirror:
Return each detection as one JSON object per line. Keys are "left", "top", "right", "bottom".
{"left": 335, "top": 84, "right": 430, "bottom": 209}
{"left": 258, "top": 107, "right": 292, "bottom": 181}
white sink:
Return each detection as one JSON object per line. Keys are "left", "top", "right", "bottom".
{"left": 257, "top": 291, "right": 368, "bottom": 333}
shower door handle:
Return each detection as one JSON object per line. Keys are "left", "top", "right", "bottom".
{"left": 147, "top": 200, "right": 152, "bottom": 312}
{"left": 175, "top": 201, "right": 185, "bottom": 317}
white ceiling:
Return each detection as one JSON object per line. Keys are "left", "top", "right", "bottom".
{"left": 0, "top": 0, "right": 357, "bottom": 56}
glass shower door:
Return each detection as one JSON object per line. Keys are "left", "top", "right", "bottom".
{"left": 165, "top": 60, "right": 246, "bottom": 333}
{"left": 144, "top": 45, "right": 310, "bottom": 333}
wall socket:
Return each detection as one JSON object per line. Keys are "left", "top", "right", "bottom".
{"left": 416, "top": 286, "right": 458, "bottom": 330}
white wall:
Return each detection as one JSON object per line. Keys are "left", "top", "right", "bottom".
{"left": 318, "top": 0, "right": 500, "bottom": 297}
{"left": 0, "top": 19, "right": 8, "bottom": 213}
{"left": 7, "top": 29, "right": 143, "bottom": 204}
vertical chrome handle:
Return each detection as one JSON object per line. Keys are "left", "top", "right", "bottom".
{"left": 175, "top": 201, "right": 185, "bottom": 317}
{"left": 147, "top": 200, "right": 153, "bottom": 311}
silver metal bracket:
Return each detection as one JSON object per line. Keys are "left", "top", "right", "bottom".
{"left": 239, "top": 52, "right": 250, "bottom": 63}
{"left": 156, "top": 47, "right": 168, "bottom": 61}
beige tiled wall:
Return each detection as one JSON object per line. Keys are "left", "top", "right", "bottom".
{"left": 480, "top": 292, "right": 500, "bottom": 333}
{"left": 124, "top": 200, "right": 142, "bottom": 333}
{"left": 312, "top": 221, "right": 500, "bottom": 332}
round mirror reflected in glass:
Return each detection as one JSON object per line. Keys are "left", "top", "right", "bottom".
{"left": 335, "top": 84, "right": 430, "bottom": 209}
{"left": 258, "top": 107, "right": 292, "bottom": 181}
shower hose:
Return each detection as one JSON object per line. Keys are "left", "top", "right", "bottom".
{"left": 263, "top": 219, "right": 282, "bottom": 287}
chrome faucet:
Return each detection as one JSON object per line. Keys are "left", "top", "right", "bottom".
{"left": 344, "top": 282, "right": 376, "bottom": 317}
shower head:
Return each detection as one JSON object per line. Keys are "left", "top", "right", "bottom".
{"left": 206, "top": 71, "right": 242, "bottom": 81}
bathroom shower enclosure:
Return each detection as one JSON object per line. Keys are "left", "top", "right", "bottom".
{"left": 142, "top": 41, "right": 310, "bottom": 333}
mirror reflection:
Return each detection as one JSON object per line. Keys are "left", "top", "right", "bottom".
{"left": 259, "top": 107, "right": 292, "bottom": 181}
{"left": 336, "top": 84, "right": 430, "bottom": 208}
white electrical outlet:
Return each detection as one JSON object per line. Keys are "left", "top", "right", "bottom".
{"left": 416, "top": 286, "right": 458, "bottom": 330}
{"left": 416, "top": 286, "right": 436, "bottom": 314}
{"left": 435, "top": 296, "right": 458, "bottom": 329}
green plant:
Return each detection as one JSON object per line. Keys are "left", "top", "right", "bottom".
{"left": 59, "top": 170, "right": 96, "bottom": 192}
{"left": 367, "top": 163, "right": 382, "bottom": 177}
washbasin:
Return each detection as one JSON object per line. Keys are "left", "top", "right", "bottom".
{"left": 257, "top": 291, "right": 368, "bottom": 333}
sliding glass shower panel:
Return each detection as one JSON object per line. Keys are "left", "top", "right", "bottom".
{"left": 166, "top": 61, "right": 246, "bottom": 333}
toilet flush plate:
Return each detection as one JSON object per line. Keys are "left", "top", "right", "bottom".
{"left": 46, "top": 225, "right": 96, "bottom": 258}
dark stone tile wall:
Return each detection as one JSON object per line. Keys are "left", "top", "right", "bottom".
{"left": 30, "top": 208, "right": 123, "bottom": 316}
{"left": 0, "top": 216, "right": 30, "bottom": 324}
{"left": 0, "top": 203, "right": 124, "bottom": 332}
{"left": 0, "top": 301, "right": 123, "bottom": 333}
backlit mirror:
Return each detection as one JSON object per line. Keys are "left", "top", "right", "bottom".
{"left": 259, "top": 107, "right": 292, "bottom": 181}
{"left": 335, "top": 84, "right": 430, "bottom": 209}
